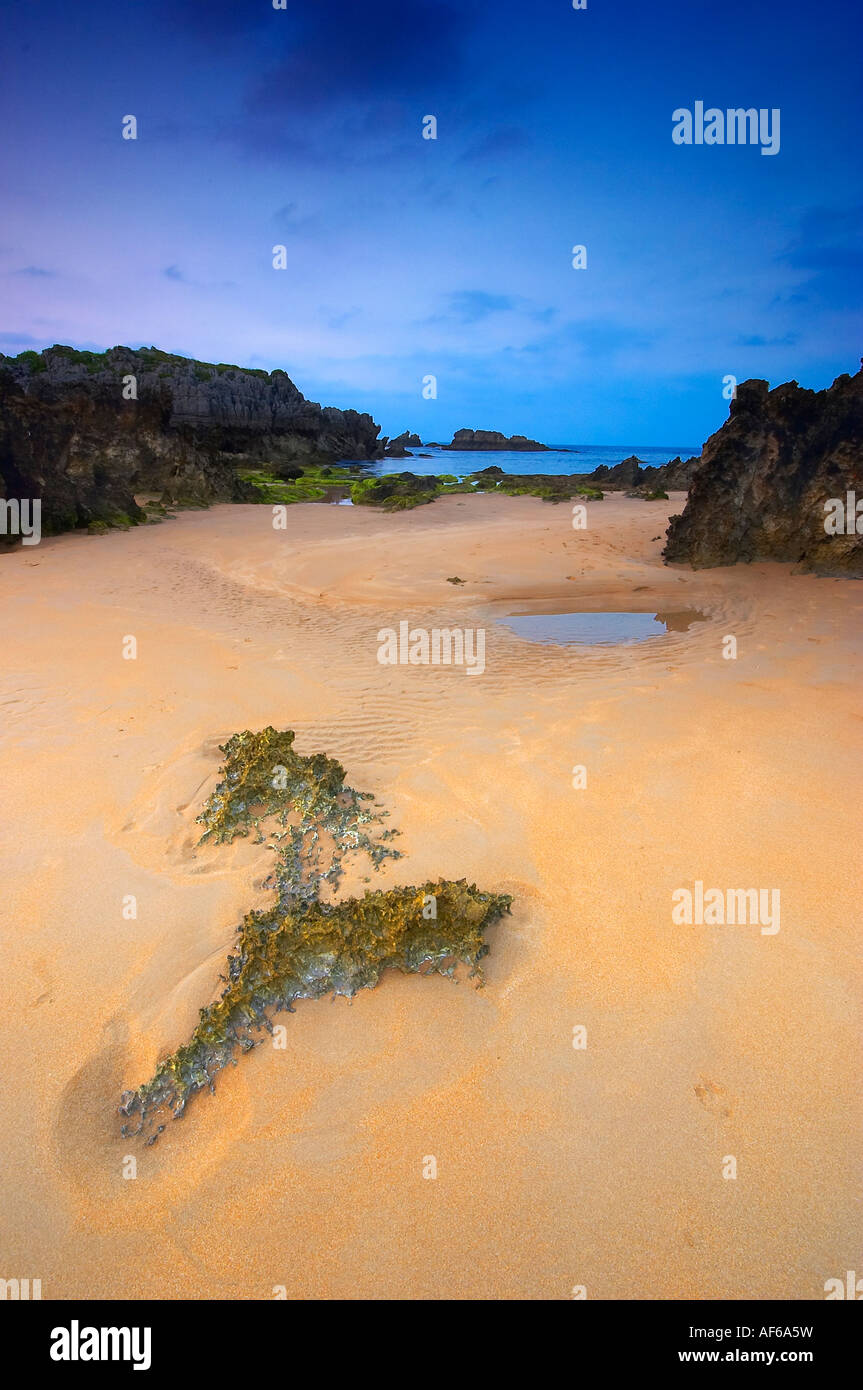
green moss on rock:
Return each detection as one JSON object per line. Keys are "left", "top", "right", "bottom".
{"left": 120, "top": 727, "right": 512, "bottom": 1142}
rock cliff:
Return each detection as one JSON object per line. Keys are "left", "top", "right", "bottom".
{"left": 0, "top": 345, "right": 382, "bottom": 536}
{"left": 663, "top": 368, "right": 863, "bottom": 575}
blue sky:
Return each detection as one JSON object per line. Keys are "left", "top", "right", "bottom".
{"left": 1, "top": 0, "right": 860, "bottom": 443}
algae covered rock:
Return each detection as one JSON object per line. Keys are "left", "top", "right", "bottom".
{"left": 120, "top": 728, "right": 512, "bottom": 1142}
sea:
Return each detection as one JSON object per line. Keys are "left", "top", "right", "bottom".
{"left": 368, "top": 444, "right": 697, "bottom": 479}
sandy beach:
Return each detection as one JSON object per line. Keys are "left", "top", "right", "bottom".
{"left": 1, "top": 491, "right": 860, "bottom": 1300}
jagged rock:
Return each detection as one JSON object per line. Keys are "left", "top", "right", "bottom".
{"left": 0, "top": 345, "right": 383, "bottom": 537}
{"left": 588, "top": 455, "right": 644, "bottom": 487}
{"left": 589, "top": 454, "right": 698, "bottom": 493}
{"left": 640, "top": 455, "right": 699, "bottom": 490}
{"left": 663, "top": 367, "right": 863, "bottom": 575}
{"left": 384, "top": 430, "right": 416, "bottom": 458}
{"left": 446, "top": 428, "right": 550, "bottom": 451}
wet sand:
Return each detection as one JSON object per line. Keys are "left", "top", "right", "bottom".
{"left": 0, "top": 492, "right": 860, "bottom": 1300}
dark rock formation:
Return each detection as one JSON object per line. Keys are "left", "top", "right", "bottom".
{"left": 588, "top": 455, "right": 644, "bottom": 488}
{"left": 0, "top": 345, "right": 382, "bottom": 536}
{"left": 663, "top": 368, "right": 863, "bottom": 575}
{"left": 446, "top": 428, "right": 550, "bottom": 451}
{"left": 384, "top": 430, "right": 417, "bottom": 458}
{"left": 588, "top": 454, "right": 698, "bottom": 492}
{"left": 640, "top": 455, "right": 699, "bottom": 490}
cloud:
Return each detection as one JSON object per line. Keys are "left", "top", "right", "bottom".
{"left": 217, "top": 0, "right": 485, "bottom": 163}
{"left": 735, "top": 333, "right": 799, "bottom": 347}
{"left": 158, "top": 0, "right": 270, "bottom": 40}
{"left": 11, "top": 266, "right": 56, "bottom": 278}
{"left": 323, "top": 308, "right": 362, "bottom": 331}
{"left": 0, "top": 332, "right": 42, "bottom": 346}
{"left": 445, "top": 290, "right": 519, "bottom": 324}
{"left": 272, "top": 202, "right": 320, "bottom": 237}
{"left": 776, "top": 205, "right": 863, "bottom": 308}
{"left": 459, "top": 127, "right": 530, "bottom": 162}
{"left": 518, "top": 317, "right": 658, "bottom": 367}
{"left": 421, "top": 290, "right": 555, "bottom": 329}
{"left": 248, "top": 1, "right": 467, "bottom": 113}
{"left": 162, "top": 265, "right": 236, "bottom": 291}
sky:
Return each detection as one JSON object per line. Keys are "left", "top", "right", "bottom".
{"left": 1, "top": 0, "right": 861, "bottom": 444}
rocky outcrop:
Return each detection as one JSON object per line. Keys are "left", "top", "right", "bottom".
{"left": 0, "top": 345, "right": 382, "bottom": 537}
{"left": 588, "top": 455, "right": 644, "bottom": 488}
{"left": 640, "top": 455, "right": 699, "bottom": 490}
{"left": 663, "top": 368, "right": 863, "bottom": 575}
{"left": 384, "top": 430, "right": 417, "bottom": 458}
{"left": 351, "top": 470, "right": 445, "bottom": 510}
{"left": 589, "top": 454, "right": 699, "bottom": 491}
{"left": 446, "top": 429, "right": 550, "bottom": 451}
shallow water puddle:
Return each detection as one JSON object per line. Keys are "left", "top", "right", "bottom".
{"left": 499, "top": 608, "right": 706, "bottom": 645}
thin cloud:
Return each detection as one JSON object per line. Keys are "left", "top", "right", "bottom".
{"left": 459, "top": 127, "right": 530, "bottom": 162}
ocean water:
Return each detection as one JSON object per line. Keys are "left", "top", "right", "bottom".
{"left": 367, "top": 444, "right": 697, "bottom": 479}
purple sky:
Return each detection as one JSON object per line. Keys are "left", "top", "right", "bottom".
{"left": 2, "top": 0, "right": 861, "bottom": 442}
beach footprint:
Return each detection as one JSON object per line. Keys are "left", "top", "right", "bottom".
{"left": 694, "top": 1077, "right": 733, "bottom": 1119}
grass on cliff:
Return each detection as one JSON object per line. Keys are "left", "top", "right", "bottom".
{"left": 12, "top": 344, "right": 273, "bottom": 380}
{"left": 119, "top": 727, "right": 512, "bottom": 1143}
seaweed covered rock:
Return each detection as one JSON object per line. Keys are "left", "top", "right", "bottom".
{"left": 120, "top": 728, "right": 512, "bottom": 1142}
{"left": 0, "top": 345, "right": 383, "bottom": 538}
{"left": 470, "top": 469, "right": 603, "bottom": 502}
{"left": 663, "top": 367, "right": 863, "bottom": 575}
{"left": 351, "top": 471, "right": 443, "bottom": 509}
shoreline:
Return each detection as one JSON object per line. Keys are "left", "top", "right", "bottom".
{"left": 1, "top": 493, "right": 860, "bottom": 1299}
